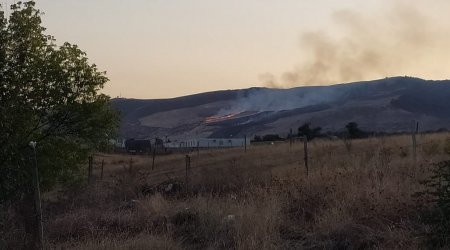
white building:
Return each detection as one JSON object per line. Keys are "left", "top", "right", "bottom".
{"left": 164, "top": 138, "right": 249, "bottom": 149}
{"left": 110, "top": 138, "right": 125, "bottom": 148}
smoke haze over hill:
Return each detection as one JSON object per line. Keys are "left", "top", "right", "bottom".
{"left": 113, "top": 77, "right": 450, "bottom": 140}
{"left": 216, "top": 87, "right": 344, "bottom": 115}
{"left": 262, "top": 0, "right": 450, "bottom": 88}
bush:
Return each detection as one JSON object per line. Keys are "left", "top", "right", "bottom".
{"left": 423, "top": 141, "right": 441, "bottom": 156}
{"left": 251, "top": 134, "right": 284, "bottom": 142}
{"left": 444, "top": 138, "right": 450, "bottom": 155}
{"left": 252, "top": 135, "right": 262, "bottom": 142}
{"left": 399, "top": 147, "right": 409, "bottom": 158}
{"left": 262, "top": 134, "right": 284, "bottom": 142}
{"left": 417, "top": 160, "right": 450, "bottom": 247}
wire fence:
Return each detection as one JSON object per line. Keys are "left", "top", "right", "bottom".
{"left": 90, "top": 135, "right": 449, "bottom": 184}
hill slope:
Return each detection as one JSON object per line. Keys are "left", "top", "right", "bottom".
{"left": 112, "top": 77, "right": 450, "bottom": 139}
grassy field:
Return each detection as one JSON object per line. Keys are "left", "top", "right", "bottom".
{"left": 4, "top": 133, "right": 450, "bottom": 249}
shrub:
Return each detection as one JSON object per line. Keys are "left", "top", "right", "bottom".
{"left": 343, "top": 138, "right": 352, "bottom": 152}
{"left": 417, "top": 160, "right": 450, "bottom": 247}
{"left": 444, "top": 138, "right": 450, "bottom": 155}
{"left": 423, "top": 141, "right": 441, "bottom": 156}
{"left": 262, "top": 134, "right": 284, "bottom": 142}
{"left": 399, "top": 146, "right": 409, "bottom": 158}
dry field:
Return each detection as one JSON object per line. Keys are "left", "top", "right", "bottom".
{"left": 4, "top": 133, "right": 450, "bottom": 249}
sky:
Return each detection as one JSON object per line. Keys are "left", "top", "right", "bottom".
{"left": 7, "top": 0, "right": 450, "bottom": 98}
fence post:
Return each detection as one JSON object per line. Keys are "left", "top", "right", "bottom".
{"left": 100, "top": 159, "right": 104, "bottom": 180}
{"left": 152, "top": 149, "right": 156, "bottom": 170}
{"left": 88, "top": 156, "right": 93, "bottom": 184}
{"left": 185, "top": 155, "right": 191, "bottom": 193}
{"left": 30, "top": 142, "right": 44, "bottom": 250}
{"left": 129, "top": 157, "right": 133, "bottom": 174}
{"left": 197, "top": 141, "right": 200, "bottom": 156}
{"left": 244, "top": 134, "right": 247, "bottom": 153}
{"left": 304, "top": 137, "right": 309, "bottom": 176}
{"left": 412, "top": 120, "right": 418, "bottom": 163}
{"left": 290, "top": 128, "right": 293, "bottom": 149}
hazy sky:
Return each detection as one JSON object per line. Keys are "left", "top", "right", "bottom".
{"left": 12, "top": 1, "right": 450, "bottom": 98}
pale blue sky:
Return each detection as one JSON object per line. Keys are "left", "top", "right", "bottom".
{"left": 7, "top": 0, "right": 450, "bottom": 98}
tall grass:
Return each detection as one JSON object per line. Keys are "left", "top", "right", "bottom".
{"left": 2, "top": 133, "right": 450, "bottom": 249}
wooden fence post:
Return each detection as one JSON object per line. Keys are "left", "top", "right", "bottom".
{"left": 185, "top": 155, "right": 191, "bottom": 193}
{"left": 290, "top": 128, "right": 293, "bottom": 149}
{"left": 88, "top": 156, "right": 93, "bottom": 183}
{"left": 100, "top": 159, "right": 104, "bottom": 180}
{"left": 30, "top": 142, "right": 44, "bottom": 250}
{"left": 152, "top": 149, "right": 156, "bottom": 170}
{"left": 412, "top": 120, "right": 418, "bottom": 163}
{"left": 197, "top": 141, "right": 200, "bottom": 156}
{"left": 304, "top": 137, "right": 309, "bottom": 176}
{"left": 244, "top": 134, "right": 247, "bottom": 153}
{"left": 129, "top": 157, "right": 133, "bottom": 174}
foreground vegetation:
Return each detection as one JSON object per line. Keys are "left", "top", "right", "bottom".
{"left": 1, "top": 3, "right": 118, "bottom": 248}
{"left": 2, "top": 133, "right": 450, "bottom": 249}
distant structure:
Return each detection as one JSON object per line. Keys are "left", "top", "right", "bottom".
{"left": 153, "top": 137, "right": 165, "bottom": 153}
{"left": 164, "top": 138, "right": 249, "bottom": 149}
{"left": 110, "top": 138, "right": 125, "bottom": 149}
{"left": 125, "top": 139, "right": 152, "bottom": 154}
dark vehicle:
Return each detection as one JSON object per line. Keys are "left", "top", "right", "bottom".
{"left": 125, "top": 139, "right": 151, "bottom": 154}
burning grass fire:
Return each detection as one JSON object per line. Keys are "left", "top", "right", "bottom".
{"left": 204, "top": 111, "right": 261, "bottom": 124}
{"left": 204, "top": 113, "right": 240, "bottom": 124}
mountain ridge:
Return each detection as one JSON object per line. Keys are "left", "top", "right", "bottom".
{"left": 112, "top": 77, "right": 450, "bottom": 140}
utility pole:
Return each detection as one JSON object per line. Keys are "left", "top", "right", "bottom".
{"left": 29, "top": 141, "right": 44, "bottom": 250}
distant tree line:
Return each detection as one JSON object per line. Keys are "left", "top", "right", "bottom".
{"left": 252, "top": 121, "right": 372, "bottom": 143}
{"left": 252, "top": 134, "right": 284, "bottom": 142}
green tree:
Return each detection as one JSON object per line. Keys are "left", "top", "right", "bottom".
{"left": 298, "top": 123, "right": 322, "bottom": 141}
{"left": 416, "top": 161, "right": 450, "bottom": 247}
{"left": 0, "top": 2, "right": 118, "bottom": 247}
{"left": 345, "top": 122, "right": 364, "bottom": 139}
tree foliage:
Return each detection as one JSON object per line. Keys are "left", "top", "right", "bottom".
{"left": 262, "top": 134, "right": 284, "bottom": 142}
{"left": 416, "top": 160, "right": 450, "bottom": 247}
{"left": 298, "top": 123, "right": 322, "bottom": 141}
{"left": 251, "top": 134, "right": 284, "bottom": 142}
{"left": 345, "top": 122, "right": 366, "bottom": 139}
{"left": 0, "top": 2, "right": 119, "bottom": 202}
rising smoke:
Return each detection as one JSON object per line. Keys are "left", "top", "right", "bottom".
{"left": 217, "top": 86, "right": 345, "bottom": 115}
{"left": 263, "top": 1, "right": 450, "bottom": 87}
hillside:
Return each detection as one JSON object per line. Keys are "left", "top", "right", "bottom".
{"left": 112, "top": 77, "right": 450, "bottom": 140}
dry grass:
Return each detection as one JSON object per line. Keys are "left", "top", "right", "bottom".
{"left": 3, "top": 133, "right": 450, "bottom": 249}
